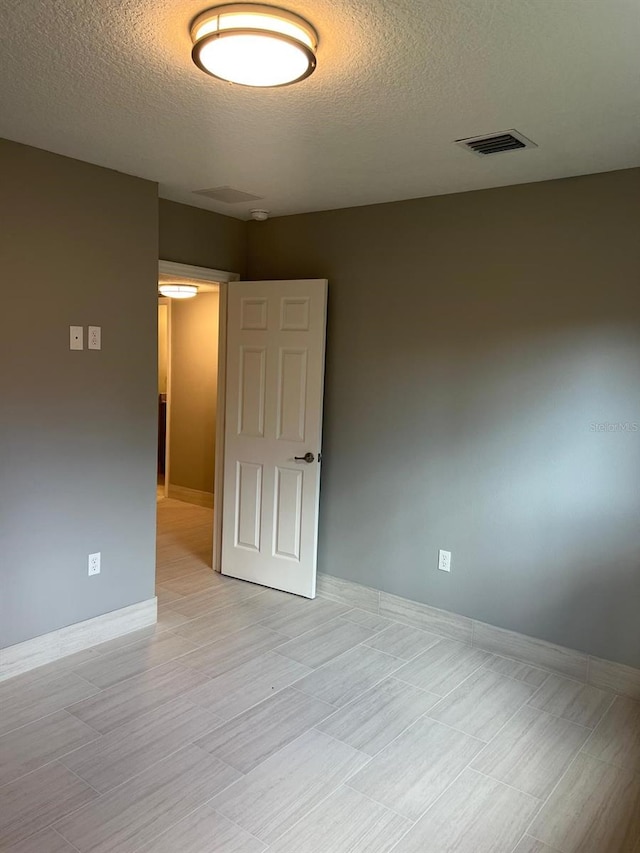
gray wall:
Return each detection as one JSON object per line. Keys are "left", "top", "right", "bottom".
{"left": 0, "top": 139, "right": 159, "bottom": 648}
{"left": 247, "top": 169, "right": 640, "bottom": 669}
{"left": 169, "top": 292, "right": 220, "bottom": 493}
{"left": 159, "top": 199, "right": 246, "bottom": 276}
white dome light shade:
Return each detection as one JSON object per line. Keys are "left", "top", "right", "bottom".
{"left": 159, "top": 284, "right": 199, "bottom": 299}
{"left": 196, "top": 32, "right": 311, "bottom": 87}
{"left": 191, "top": 4, "right": 318, "bottom": 87}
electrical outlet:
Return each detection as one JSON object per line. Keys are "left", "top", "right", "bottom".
{"left": 88, "top": 552, "right": 101, "bottom": 576}
{"left": 88, "top": 326, "right": 101, "bottom": 350}
{"left": 438, "top": 549, "right": 451, "bottom": 573}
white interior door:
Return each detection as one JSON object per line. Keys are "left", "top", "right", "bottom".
{"left": 221, "top": 279, "right": 328, "bottom": 597}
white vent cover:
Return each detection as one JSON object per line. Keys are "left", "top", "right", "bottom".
{"left": 193, "top": 186, "right": 264, "bottom": 203}
{"left": 455, "top": 129, "right": 537, "bottom": 156}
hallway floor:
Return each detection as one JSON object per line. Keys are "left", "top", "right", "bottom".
{"left": 1, "top": 500, "right": 639, "bottom": 852}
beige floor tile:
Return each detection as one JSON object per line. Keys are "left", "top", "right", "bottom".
{"left": 316, "top": 573, "right": 380, "bottom": 612}
{"left": 0, "top": 671, "right": 100, "bottom": 737}
{"left": 195, "top": 687, "right": 335, "bottom": 773}
{"left": 364, "top": 623, "right": 442, "bottom": 660}
{"left": 155, "top": 563, "right": 213, "bottom": 585}
{"left": 172, "top": 599, "right": 276, "bottom": 646}
{"left": 392, "top": 769, "right": 539, "bottom": 853}
{"left": 582, "top": 696, "right": 640, "bottom": 772}
{"left": 0, "top": 762, "right": 98, "bottom": 848}
{"left": 212, "top": 729, "right": 368, "bottom": 845}
{"left": 1, "top": 649, "right": 103, "bottom": 691}
{"left": 71, "top": 631, "right": 198, "bottom": 689}
{"left": 0, "top": 710, "right": 98, "bottom": 787}
{"left": 54, "top": 745, "right": 240, "bottom": 853}
{"left": 3, "top": 828, "right": 79, "bottom": 853}
{"left": 471, "top": 704, "right": 591, "bottom": 799}
{"left": 180, "top": 624, "right": 288, "bottom": 678}
{"left": 65, "top": 661, "right": 210, "bottom": 733}
{"left": 155, "top": 586, "right": 186, "bottom": 606}
{"left": 156, "top": 589, "right": 221, "bottom": 620}
{"left": 89, "top": 624, "right": 168, "bottom": 655}
{"left": 155, "top": 559, "right": 212, "bottom": 585}
{"left": 268, "top": 784, "right": 411, "bottom": 853}
{"left": 529, "top": 753, "right": 640, "bottom": 853}
{"left": 513, "top": 837, "right": 563, "bottom": 853}
{"left": 134, "top": 801, "right": 266, "bottom": 853}
{"left": 277, "top": 618, "right": 376, "bottom": 668}
{"left": 588, "top": 657, "right": 640, "bottom": 702}
{"left": 185, "top": 651, "right": 310, "bottom": 719}
{"left": 258, "top": 598, "right": 351, "bottom": 638}
{"left": 158, "top": 569, "right": 223, "bottom": 597}
{"left": 293, "top": 645, "right": 402, "bottom": 707}
{"left": 394, "top": 640, "right": 489, "bottom": 696}
{"left": 347, "top": 716, "right": 484, "bottom": 820}
{"left": 428, "top": 668, "right": 538, "bottom": 741}
{"left": 155, "top": 605, "right": 192, "bottom": 631}
{"left": 528, "top": 673, "right": 613, "bottom": 728}
{"left": 317, "top": 677, "right": 439, "bottom": 755}
{"left": 482, "top": 656, "right": 550, "bottom": 688}
{"left": 342, "top": 609, "right": 393, "bottom": 631}
{"left": 379, "top": 592, "right": 473, "bottom": 642}
{"left": 168, "top": 582, "right": 265, "bottom": 620}
{"left": 60, "top": 698, "right": 221, "bottom": 792}
{"left": 472, "top": 622, "right": 588, "bottom": 682}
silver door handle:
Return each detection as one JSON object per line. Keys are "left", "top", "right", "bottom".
{"left": 294, "top": 452, "right": 315, "bottom": 463}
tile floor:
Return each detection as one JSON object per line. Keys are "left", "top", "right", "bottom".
{"left": 1, "top": 498, "right": 639, "bottom": 852}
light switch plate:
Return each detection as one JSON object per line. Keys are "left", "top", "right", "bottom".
{"left": 70, "top": 326, "right": 83, "bottom": 350}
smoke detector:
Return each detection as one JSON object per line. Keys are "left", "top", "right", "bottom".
{"left": 250, "top": 209, "right": 270, "bottom": 221}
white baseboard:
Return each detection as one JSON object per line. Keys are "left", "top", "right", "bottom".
{"left": 0, "top": 597, "right": 157, "bottom": 682}
{"left": 317, "top": 573, "right": 640, "bottom": 701}
{"left": 167, "top": 484, "right": 214, "bottom": 508}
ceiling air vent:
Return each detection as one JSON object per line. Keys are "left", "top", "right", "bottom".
{"left": 192, "top": 186, "right": 264, "bottom": 204}
{"left": 455, "top": 130, "right": 537, "bottom": 156}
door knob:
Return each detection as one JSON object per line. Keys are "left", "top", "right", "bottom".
{"left": 294, "top": 452, "right": 315, "bottom": 463}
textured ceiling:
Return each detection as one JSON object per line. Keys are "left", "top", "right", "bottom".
{"left": 1, "top": 0, "right": 638, "bottom": 218}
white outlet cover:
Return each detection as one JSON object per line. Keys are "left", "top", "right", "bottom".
{"left": 88, "top": 326, "right": 101, "bottom": 350}
{"left": 88, "top": 552, "right": 101, "bottom": 576}
{"left": 438, "top": 549, "right": 451, "bottom": 572}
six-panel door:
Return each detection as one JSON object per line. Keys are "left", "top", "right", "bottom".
{"left": 221, "top": 280, "right": 328, "bottom": 597}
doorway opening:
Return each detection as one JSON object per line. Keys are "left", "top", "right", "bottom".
{"left": 155, "top": 261, "right": 237, "bottom": 599}
{"left": 154, "top": 263, "right": 328, "bottom": 607}
{"left": 157, "top": 298, "right": 169, "bottom": 500}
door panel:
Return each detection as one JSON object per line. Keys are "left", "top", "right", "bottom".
{"left": 238, "top": 347, "right": 266, "bottom": 436}
{"left": 235, "top": 461, "right": 263, "bottom": 551}
{"left": 277, "top": 348, "right": 308, "bottom": 441}
{"left": 222, "top": 280, "right": 328, "bottom": 597}
{"left": 273, "top": 466, "right": 303, "bottom": 560}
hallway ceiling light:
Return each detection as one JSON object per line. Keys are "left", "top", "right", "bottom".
{"left": 190, "top": 3, "right": 318, "bottom": 87}
{"left": 159, "top": 284, "right": 199, "bottom": 299}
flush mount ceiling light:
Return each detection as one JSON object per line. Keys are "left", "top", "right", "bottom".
{"left": 159, "top": 284, "right": 199, "bottom": 299}
{"left": 190, "top": 3, "right": 318, "bottom": 87}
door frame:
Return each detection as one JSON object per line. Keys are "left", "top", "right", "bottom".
{"left": 157, "top": 296, "right": 171, "bottom": 499}
{"left": 158, "top": 260, "right": 241, "bottom": 572}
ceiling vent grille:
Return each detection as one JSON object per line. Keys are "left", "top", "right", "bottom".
{"left": 455, "top": 130, "right": 537, "bottom": 156}
{"left": 192, "top": 186, "right": 264, "bottom": 204}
